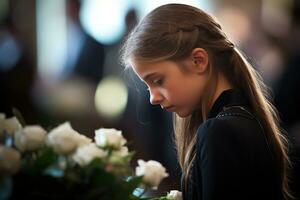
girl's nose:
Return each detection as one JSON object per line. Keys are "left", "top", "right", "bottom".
{"left": 149, "top": 89, "right": 163, "bottom": 105}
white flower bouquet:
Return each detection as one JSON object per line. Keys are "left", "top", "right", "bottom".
{"left": 0, "top": 112, "right": 181, "bottom": 200}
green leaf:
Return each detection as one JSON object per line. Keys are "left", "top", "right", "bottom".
{"left": 90, "top": 167, "right": 115, "bottom": 186}
{"left": 64, "top": 169, "right": 81, "bottom": 184}
{"left": 27, "top": 148, "right": 58, "bottom": 175}
{"left": 126, "top": 176, "right": 143, "bottom": 193}
{"left": 87, "top": 157, "right": 105, "bottom": 168}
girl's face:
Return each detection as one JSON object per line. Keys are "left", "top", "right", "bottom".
{"left": 131, "top": 55, "right": 209, "bottom": 117}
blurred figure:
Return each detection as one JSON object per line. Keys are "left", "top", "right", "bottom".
{"left": 30, "top": 0, "right": 105, "bottom": 120}
{"left": 274, "top": 1, "right": 300, "bottom": 198}
{"left": 65, "top": 0, "right": 105, "bottom": 83}
{"left": 0, "top": 0, "right": 35, "bottom": 121}
{"left": 103, "top": 8, "right": 138, "bottom": 77}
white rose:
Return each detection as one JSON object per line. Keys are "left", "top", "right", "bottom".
{"left": 167, "top": 190, "right": 182, "bottom": 200}
{"left": 94, "top": 128, "right": 126, "bottom": 149}
{"left": 76, "top": 133, "right": 93, "bottom": 147}
{"left": 47, "top": 122, "right": 91, "bottom": 154}
{"left": 14, "top": 125, "right": 47, "bottom": 152}
{"left": 0, "top": 145, "right": 21, "bottom": 176}
{"left": 0, "top": 116, "right": 22, "bottom": 135}
{"left": 113, "top": 146, "right": 129, "bottom": 157}
{"left": 135, "top": 159, "right": 169, "bottom": 189}
{"left": 109, "top": 146, "right": 130, "bottom": 164}
{"left": 115, "top": 146, "right": 129, "bottom": 157}
{"left": 72, "top": 143, "right": 107, "bottom": 166}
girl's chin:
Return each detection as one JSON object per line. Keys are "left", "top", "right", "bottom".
{"left": 175, "top": 109, "right": 192, "bottom": 118}
{"left": 178, "top": 113, "right": 191, "bottom": 118}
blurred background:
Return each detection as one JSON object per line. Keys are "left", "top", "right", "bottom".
{"left": 0, "top": 0, "right": 300, "bottom": 197}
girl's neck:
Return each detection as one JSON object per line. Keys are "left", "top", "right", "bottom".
{"left": 210, "top": 72, "right": 233, "bottom": 110}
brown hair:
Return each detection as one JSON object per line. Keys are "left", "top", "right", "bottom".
{"left": 121, "top": 3, "right": 292, "bottom": 199}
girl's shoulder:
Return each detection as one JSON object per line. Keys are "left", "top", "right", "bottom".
{"left": 196, "top": 106, "right": 263, "bottom": 149}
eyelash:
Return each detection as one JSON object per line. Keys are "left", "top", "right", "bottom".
{"left": 146, "top": 78, "right": 164, "bottom": 91}
{"left": 152, "top": 79, "right": 163, "bottom": 85}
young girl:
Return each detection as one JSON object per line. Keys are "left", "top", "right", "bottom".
{"left": 121, "top": 4, "right": 292, "bottom": 200}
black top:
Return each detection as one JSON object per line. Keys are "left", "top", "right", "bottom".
{"left": 182, "top": 89, "right": 284, "bottom": 200}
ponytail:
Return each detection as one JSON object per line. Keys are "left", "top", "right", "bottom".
{"left": 230, "top": 47, "right": 293, "bottom": 199}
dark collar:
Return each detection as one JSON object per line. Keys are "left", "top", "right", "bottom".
{"left": 208, "top": 89, "right": 250, "bottom": 118}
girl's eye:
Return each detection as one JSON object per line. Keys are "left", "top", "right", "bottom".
{"left": 146, "top": 78, "right": 164, "bottom": 91}
{"left": 152, "top": 78, "right": 164, "bottom": 85}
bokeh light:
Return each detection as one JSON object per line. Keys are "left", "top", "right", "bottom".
{"left": 32, "top": 78, "right": 94, "bottom": 116}
{"left": 80, "top": 0, "right": 212, "bottom": 45}
{"left": 80, "top": 0, "right": 131, "bottom": 45}
{"left": 217, "top": 6, "right": 251, "bottom": 44}
{"left": 36, "top": 0, "right": 67, "bottom": 82}
{"left": 94, "top": 76, "right": 128, "bottom": 119}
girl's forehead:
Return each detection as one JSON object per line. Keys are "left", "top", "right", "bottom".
{"left": 131, "top": 59, "right": 191, "bottom": 78}
{"left": 130, "top": 60, "right": 174, "bottom": 80}
{"left": 130, "top": 61, "right": 158, "bottom": 78}
{"left": 131, "top": 60, "right": 176, "bottom": 72}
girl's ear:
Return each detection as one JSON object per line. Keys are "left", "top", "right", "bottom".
{"left": 190, "top": 48, "right": 209, "bottom": 74}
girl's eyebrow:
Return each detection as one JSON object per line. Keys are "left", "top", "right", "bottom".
{"left": 142, "top": 72, "right": 159, "bottom": 81}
